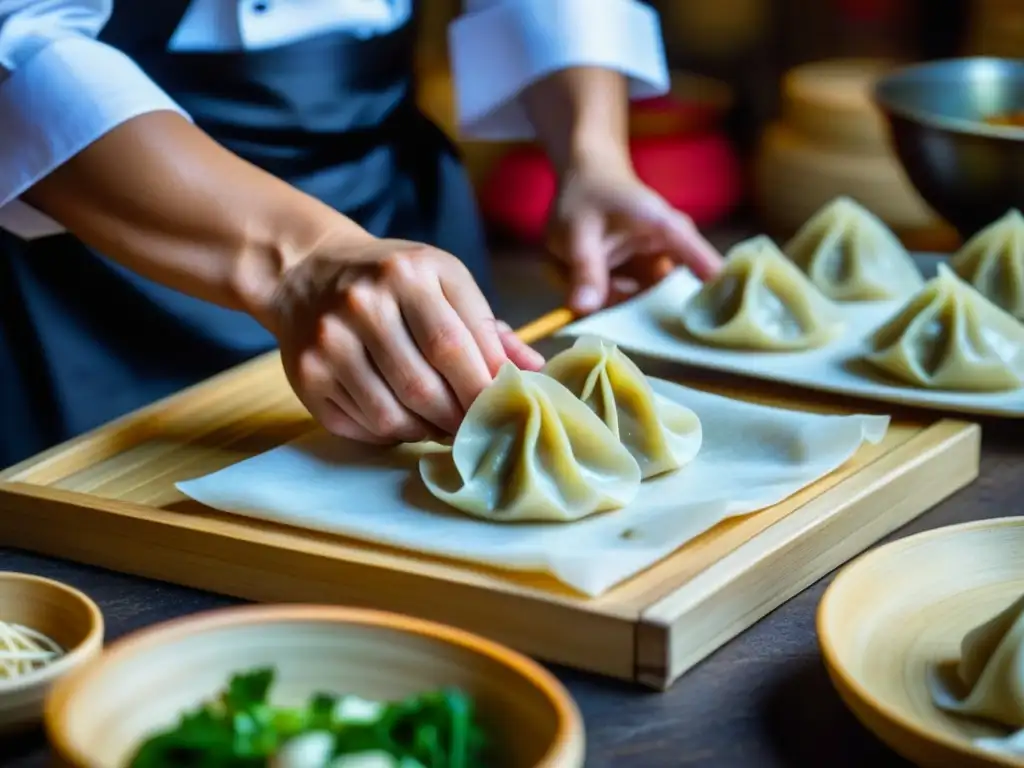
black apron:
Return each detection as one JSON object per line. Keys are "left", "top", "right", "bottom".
{"left": 0, "top": 1, "right": 492, "bottom": 468}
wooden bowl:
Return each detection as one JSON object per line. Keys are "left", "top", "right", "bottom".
{"left": 0, "top": 572, "right": 103, "bottom": 737}
{"left": 46, "top": 604, "right": 585, "bottom": 768}
{"left": 818, "top": 518, "right": 1024, "bottom": 768}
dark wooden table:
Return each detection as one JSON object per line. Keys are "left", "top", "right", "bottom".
{"left": 3, "top": 247, "right": 1023, "bottom": 767}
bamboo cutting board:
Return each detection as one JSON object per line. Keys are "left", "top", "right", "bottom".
{"left": 0, "top": 311, "right": 981, "bottom": 689}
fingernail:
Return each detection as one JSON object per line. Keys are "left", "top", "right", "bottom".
{"left": 573, "top": 287, "right": 602, "bottom": 313}
{"left": 523, "top": 345, "right": 545, "bottom": 367}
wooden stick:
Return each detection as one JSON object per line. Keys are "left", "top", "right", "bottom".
{"left": 515, "top": 309, "right": 575, "bottom": 345}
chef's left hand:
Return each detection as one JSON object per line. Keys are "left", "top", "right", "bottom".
{"left": 548, "top": 162, "right": 725, "bottom": 315}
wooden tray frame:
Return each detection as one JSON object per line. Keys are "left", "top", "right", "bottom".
{"left": 0, "top": 310, "right": 981, "bottom": 689}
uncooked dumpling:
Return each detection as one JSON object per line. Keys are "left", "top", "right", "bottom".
{"left": 864, "top": 264, "right": 1024, "bottom": 392}
{"left": 680, "top": 235, "right": 844, "bottom": 351}
{"left": 783, "top": 196, "right": 924, "bottom": 301}
{"left": 951, "top": 208, "right": 1024, "bottom": 320}
{"left": 933, "top": 594, "right": 1024, "bottom": 732}
{"left": 543, "top": 336, "right": 702, "bottom": 479}
{"left": 419, "top": 363, "right": 642, "bottom": 523}
{"left": 782, "top": 195, "right": 929, "bottom": 303}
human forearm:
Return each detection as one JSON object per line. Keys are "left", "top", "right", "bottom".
{"left": 22, "top": 111, "right": 366, "bottom": 331}
{"left": 521, "top": 66, "right": 633, "bottom": 176}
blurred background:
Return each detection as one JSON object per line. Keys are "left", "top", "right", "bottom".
{"left": 414, "top": 0, "right": 1020, "bottom": 258}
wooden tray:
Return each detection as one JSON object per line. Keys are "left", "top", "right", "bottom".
{"left": 0, "top": 311, "right": 981, "bottom": 690}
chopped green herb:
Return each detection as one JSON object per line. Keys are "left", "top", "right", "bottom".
{"left": 127, "top": 668, "right": 489, "bottom": 768}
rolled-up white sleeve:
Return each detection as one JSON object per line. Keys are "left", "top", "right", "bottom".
{"left": 0, "top": 0, "right": 189, "bottom": 239}
{"left": 449, "top": 0, "right": 670, "bottom": 140}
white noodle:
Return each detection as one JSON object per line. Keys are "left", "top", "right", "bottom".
{"left": 0, "top": 621, "right": 64, "bottom": 681}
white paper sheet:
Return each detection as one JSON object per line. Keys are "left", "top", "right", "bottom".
{"left": 559, "top": 269, "right": 1024, "bottom": 418}
{"left": 177, "top": 379, "right": 888, "bottom": 597}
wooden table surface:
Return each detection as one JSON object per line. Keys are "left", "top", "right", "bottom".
{"left": 3, "top": 244, "right": 1022, "bottom": 767}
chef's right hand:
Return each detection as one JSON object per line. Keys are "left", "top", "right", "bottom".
{"left": 265, "top": 231, "right": 545, "bottom": 444}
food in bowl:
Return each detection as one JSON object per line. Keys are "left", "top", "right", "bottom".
{"left": 679, "top": 235, "right": 844, "bottom": 351}
{"left": 983, "top": 111, "right": 1024, "bottom": 129}
{"left": 929, "top": 593, "right": 1024, "bottom": 757}
{"left": 0, "top": 619, "right": 66, "bottom": 681}
{"left": 863, "top": 265, "right": 1024, "bottom": 392}
{"left": 950, "top": 208, "right": 1024, "bottom": 321}
{"left": 128, "top": 667, "right": 488, "bottom": 768}
{"left": 782, "top": 196, "right": 924, "bottom": 302}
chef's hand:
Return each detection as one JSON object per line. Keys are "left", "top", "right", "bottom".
{"left": 548, "top": 162, "right": 725, "bottom": 315}
{"left": 267, "top": 233, "right": 545, "bottom": 444}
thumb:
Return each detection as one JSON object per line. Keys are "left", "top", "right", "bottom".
{"left": 566, "top": 213, "right": 610, "bottom": 314}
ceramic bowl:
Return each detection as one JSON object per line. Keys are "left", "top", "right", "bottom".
{"left": 0, "top": 572, "right": 104, "bottom": 736}
{"left": 46, "top": 604, "right": 585, "bottom": 767}
{"left": 818, "top": 517, "right": 1024, "bottom": 768}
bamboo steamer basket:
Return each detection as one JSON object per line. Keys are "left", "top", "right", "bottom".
{"left": 781, "top": 58, "right": 898, "bottom": 152}
{"left": 754, "top": 58, "right": 953, "bottom": 249}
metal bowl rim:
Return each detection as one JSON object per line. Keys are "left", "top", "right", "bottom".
{"left": 873, "top": 57, "right": 1024, "bottom": 141}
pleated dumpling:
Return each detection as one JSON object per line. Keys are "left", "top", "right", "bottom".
{"left": 864, "top": 265, "right": 1024, "bottom": 392}
{"left": 951, "top": 208, "right": 1024, "bottom": 320}
{"left": 783, "top": 196, "right": 924, "bottom": 301}
{"left": 543, "top": 336, "right": 702, "bottom": 479}
{"left": 932, "top": 593, "right": 1024, "bottom": 732}
{"left": 419, "top": 363, "right": 642, "bottom": 523}
{"left": 680, "top": 235, "right": 844, "bottom": 351}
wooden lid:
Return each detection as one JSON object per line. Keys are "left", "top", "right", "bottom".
{"left": 753, "top": 121, "right": 941, "bottom": 235}
{"left": 781, "top": 58, "right": 902, "bottom": 151}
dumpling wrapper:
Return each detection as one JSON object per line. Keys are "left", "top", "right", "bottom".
{"left": 419, "top": 363, "right": 642, "bottom": 523}
{"left": 864, "top": 264, "right": 1024, "bottom": 392}
{"left": 951, "top": 208, "right": 1024, "bottom": 321}
{"left": 680, "top": 235, "right": 844, "bottom": 351}
{"left": 783, "top": 196, "right": 924, "bottom": 301}
{"left": 931, "top": 593, "right": 1024, "bottom": 756}
{"left": 542, "top": 335, "right": 702, "bottom": 479}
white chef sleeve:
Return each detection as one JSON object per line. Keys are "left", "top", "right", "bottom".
{"left": 0, "top": 0, "right": 189, "bottom": 238}
{"left": 449, "top": 0, "right": 670, "bottom": 141}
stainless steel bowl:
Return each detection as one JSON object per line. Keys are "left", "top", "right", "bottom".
{"left": 874, "top": 57, "right": 1024, "bottom": 239}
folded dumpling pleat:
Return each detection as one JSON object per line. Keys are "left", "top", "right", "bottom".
{"left": 680, "top": 235, "right": 844, "bottom": 351}
{"left": 419, "top": 363, "right": 642, "bottom": 522}
{"left": 783, "top": 196, "right": 924, "bottom": 301}
{"left": 951, "top": 208, "right": 1024, "bottom": 321}
{"left": 543, "top": 336, "right": 702, "bottom": 479}
{"left": 933, "top": 593, "right": 1024, "bottom": 730}
{"left": 864, "top": 264, "right": 1024, "bottom": 392}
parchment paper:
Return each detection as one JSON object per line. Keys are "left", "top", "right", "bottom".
{"left": 560, "top": 268, "right": 1024, "bottom": 418}
{"left": 177, "top": 379, "right": 888, "bottom": 597}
